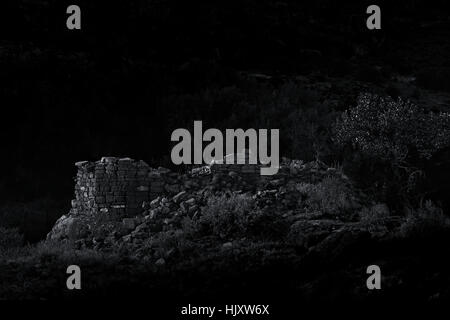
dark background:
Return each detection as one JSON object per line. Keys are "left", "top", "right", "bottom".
{"left": 1, "top": 0, "right": 449, "bottom": 241}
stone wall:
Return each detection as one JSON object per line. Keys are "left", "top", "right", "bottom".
{"left": 48, "top": 156, "right": 348, "bottom": 241}
{"left": 68, "top": 156, "right": 333, "bottom": 218}
{"left": 72, "top": 157, "right": 158, "bottom": 217}
{"left": 70, "top": 157, "right": 213, "bottom": 218}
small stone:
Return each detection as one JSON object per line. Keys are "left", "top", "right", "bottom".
{"left": 75, "top": 161, "right": 89, "bottom": 167}
{"left": 155, "top": 258, "right": 166, "bottom": 266}
{"left": 173, "top": 191, "right": 187, "bottom": 203}
{"left": 188, "top": 205, "right": 198, "bottom": 214}
{"left": 150, "top": 198, "right": 160, "bottom": 208}
{"left": 157, "top": 167, "right": 171, "bottom": 174}
{"left": 142, "top": 201, "right": 150, "bottom": 209}
{"left": 122, "top": 235, "right": 132, "bottom": 242}
{"left": 101, "top": 157, "right": 117, "bottom": 163}
{"left": 148, "top": 209, "right": 158, "bottom": 219}
{"left": 135, "top": 223, "right": 147, "bottom": 233}
{"left": 136, "top": 185, "right": 149, "bottom": 192}
{"left": 222, "top": 242, "right": 233, "bottom": 249}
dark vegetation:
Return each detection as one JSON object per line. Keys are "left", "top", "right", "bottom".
{"left": 2, "top": 193, "right": 450, "bottom": 304}
{"left": 335, "top": 93, "right": 450, "bottom": 209}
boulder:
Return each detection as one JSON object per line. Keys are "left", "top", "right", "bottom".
{"left": 47, "top": 214, "right": 86, "bottom": 240}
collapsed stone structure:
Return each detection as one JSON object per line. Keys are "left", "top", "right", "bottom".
{"left": 48, "top": 155, "right": 348, "bottom": 242}
{"left": 72, "top": 157, "right": 164, "bottom": 218}
{"left": 67, "top": 154, "right": 331, "bottom": 218}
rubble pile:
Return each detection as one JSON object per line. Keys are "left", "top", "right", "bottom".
{"left": 48, "top": 156, "right": 368, "bottom": 251}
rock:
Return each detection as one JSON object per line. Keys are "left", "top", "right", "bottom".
{"left": 75, "top": 161, "right": 89, "bottom": 167}
{"left": 157, "top": 167, "right": 171, "bottom": 174}
{"left": 173, "top": 191, "right": 187, "bottom": 203}
{"left": 148, "top": 209, "right": 158, "bottom": 219}
{"left": 47, "top": 215, "right": 86, "bottom": 240}
{"left": 155, "top": 258, "right": 166, "bottom": 266}
{"left": 185, "top": 198, "right": 196, "bottom": 206}
{"left": 135, "top": 223, "right": 147, "bottom": 233}
{"left": 122, "top": 234, "right": 132, "bottom": 242}
{"left": 188, "top": 205, "right": 199, "bottom": 214}
{"left": 137, "top": 186, "right": 149, "bottom": 192}
{"left": 101, "top": 157, "right": 117, "bottom": 163}
{"left": 222, "top": 242, "right": 233, "bottom": 249}
{"left": 160, "top": 206, "right": 171, "bottom": 215}
{"left": 122, "top": 218, "right": 136, "bottom": 231}
{"left": 150, "top": 198, "right": 160, "bottom": 208}
{"left": 269, "top": 179, "right": 284, "bottom": 187}
{"left": 142, "top": 201, "right": 151, "bottom": 210}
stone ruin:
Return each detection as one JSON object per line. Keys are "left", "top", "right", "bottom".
{"left": 65, "top": 154, "right": 333, "bottom": 220}
{"left": 71, "top": 157, "right": 165, "bottom": 217}
{"left": 48, "top": 154, "right": 353, "bottom": 241}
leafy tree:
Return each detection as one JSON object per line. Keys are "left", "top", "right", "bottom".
{"left": 334, "top": 93, "right": 450, "bottom": 207}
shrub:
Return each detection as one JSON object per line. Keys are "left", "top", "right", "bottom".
{"left": 399, "top": 201, "right": 450, "bottom": 238}
{"left": 140, "top": 229, "right": 193, "bottom": 261}
{"left": 182, "top": 193, "right": 288, "bottom": 241}
{"left": 334, "top": 93, "right": 450, "bottom": 204}
{"left": 359, "top": 203, "right": 390, "bottom": 224}
{"left": 359, "top": 203, "right": 391, "bottom": 233}
{"left": 299, "top": 177, "right": 357, "bottom": 218}
{"left": 0, "top": 227, "right": 24, "bottom": 250}
{"left": 335, "top": 93, "right": 450, "bottom": 162}
{"left": 197, "top": 194, "right": 255, "bottom": 239}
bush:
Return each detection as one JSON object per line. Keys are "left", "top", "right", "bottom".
{"left": 197, "top": 194, "right": 255, "bottom": 239}
{"left": 359, "top": 203, "right": 390, "bottom": 224}
{"left": 182, "top": 193, "right": 288, "bottom": 241}
{"left": 297, "top": 177, "right": 358, "bottom": 218}
{"left": 334, "top": 93, "right": 450, "bottom": 204}
{"left": 359, "top": 203, "right": 391, "bottom": 233}
{"left": 139, "top": 229, "right": 194, "bottom": 261}
{"left": 335, "top": 93, "right": 450, "bottom": 162}
{"left": 0, "top": 227, "right": 24, "bottom": 250}
{"left": 399, "top": 201, "right": 450, "bottom": 238}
